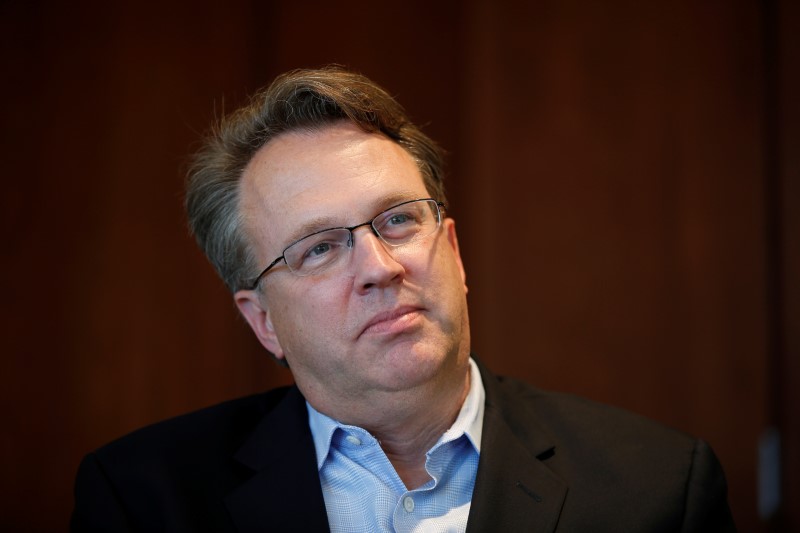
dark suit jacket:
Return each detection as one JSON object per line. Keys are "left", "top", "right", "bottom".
{"left": 71, "top": 364, "right": 735, "bottom": 532}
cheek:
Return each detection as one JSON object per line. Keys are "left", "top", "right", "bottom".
{"left": 435, "top": 254, "right": 470, "bottom": 316}
{"left": 272, "top": 281, "right": 351, "bottom": 347}
{"left": 429, "top": 240, "right": 466, "bottom": 287}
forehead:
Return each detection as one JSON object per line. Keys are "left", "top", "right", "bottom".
{"left": 239, "top": 123, "right": 428, "bottom": 252}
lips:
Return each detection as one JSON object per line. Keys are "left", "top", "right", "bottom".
{"left": 359, "top": 306, "right": 423, "bottom": 337}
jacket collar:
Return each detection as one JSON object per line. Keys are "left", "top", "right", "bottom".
{"left": 225, "top": 386, "right": 330, "bottom": 532}
{"left": 466, "top": 358, "right": 568, "bottom": 532}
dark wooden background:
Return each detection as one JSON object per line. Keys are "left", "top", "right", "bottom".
{"left": 1, "top": 1, "right": 797, "bottom": 531}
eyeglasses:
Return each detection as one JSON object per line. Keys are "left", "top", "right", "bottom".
{"left": 248, "top": 198, "right": 445, "bottom": 289}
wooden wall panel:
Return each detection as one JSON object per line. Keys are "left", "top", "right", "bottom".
{"left": 458, "top": 2, "right": 769, "bottom": 530}
{"left": 1, "top": 1, "right": 793, "bottom": 531}
{"left": 0, "top": 2, "right": 293, "bottom": 529}
{"left": 774, "top": 0, "right": 800, "bottom": 529}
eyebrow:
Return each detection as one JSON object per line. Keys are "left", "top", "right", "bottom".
{"left": 283, "top": 190, "right": 427, "bottom": 246}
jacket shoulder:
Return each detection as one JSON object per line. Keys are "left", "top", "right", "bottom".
{"left": 94, "top": 386, "right": 294, "bottom": 465}
{"left": 485, "top": 375, "right": 735, "bottom": 531}
{"left": 72, "top": 386, "right": 300, "bottom": 531}
{"left": 492, "top": 375, "right": 695, "bottom": 452}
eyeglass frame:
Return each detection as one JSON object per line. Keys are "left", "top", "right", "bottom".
{"left": 246, "top": 198, "right": 446, "bottom": 290}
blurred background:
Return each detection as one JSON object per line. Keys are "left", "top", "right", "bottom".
{"left": 1, "top": 0, "right": 797, "bottom": 531}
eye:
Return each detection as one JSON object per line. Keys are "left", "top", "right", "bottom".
{"left": 377, "top": 207, "right": 424, "bottom": 241}
{"left": 307, "top": 242, "right": 332, "bottom": 257}
{"left": 300, "top": 238, "right": 346, "bottom": 264}
{"left": 387, "top": 212, "right": 414, "bottom": 226}
{"left": 283, "top": 228, "right": 352, "bottom": 274}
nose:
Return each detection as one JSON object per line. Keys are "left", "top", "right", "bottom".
{"left": 350, "top": 226, "right": 405, "bottom": 292}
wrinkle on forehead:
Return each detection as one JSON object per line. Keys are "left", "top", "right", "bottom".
{"left": 238, "top": 123, "right": 427, "bottom": 263}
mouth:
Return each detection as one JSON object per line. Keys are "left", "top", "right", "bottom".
{"left": 359, "top": 306, "right": 423, "bottom": 338}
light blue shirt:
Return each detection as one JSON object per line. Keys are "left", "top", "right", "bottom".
{"left": 307, "top": 358, "right": 485, "bottom": 533}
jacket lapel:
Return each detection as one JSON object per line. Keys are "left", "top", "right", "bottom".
{"left": 224, "top": 386, "right": 330, "bottom": 532}
{"left": 466, "top": 366, "right": 568, "bottom": 533}
{"left": 222, "top": 365, "right": 566, "bottom": 532}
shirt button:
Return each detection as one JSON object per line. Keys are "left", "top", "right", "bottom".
{"left": 403, "top": 496, "right": 415, "bottom": 513}
{"left": 345, "top": 435, "right": 361, "bottom": 446}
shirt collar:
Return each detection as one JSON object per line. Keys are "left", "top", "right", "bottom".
{"left": 306, "top": 357, "right": 485, "bottom": 470}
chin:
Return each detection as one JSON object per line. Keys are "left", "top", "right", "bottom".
{"left": 377, "top": 341, "right": 457, "bottom": 390}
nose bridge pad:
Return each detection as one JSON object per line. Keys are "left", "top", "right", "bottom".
{"left": 349, "top": 222, "right": 386, "bottom": 250}
{"left": 369, "top": 223, "right": 384, "bottom": 245}
{"left": 350, "top": 225, "right": 397, "bottom": 268}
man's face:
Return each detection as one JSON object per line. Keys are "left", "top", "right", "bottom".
{"left": 234, "top": 123, "right": 470, "bottom": 418}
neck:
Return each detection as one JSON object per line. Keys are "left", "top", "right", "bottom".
{"left": 367, "top": 366, "right": 471, "bottom": 489}
{"left": 308, "top": 357, "right": 472, "bottom": 489}
{"left": 374, "top": 385, "right": 468, "bottom": 488}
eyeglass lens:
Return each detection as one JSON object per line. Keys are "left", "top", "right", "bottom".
{"left": 283, "top": 199, "right": 441, "bottom": 276}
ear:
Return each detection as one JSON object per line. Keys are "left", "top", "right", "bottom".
{"left": 234, "top": 289, "right": 286, "bottom": 361}
{"left": 443, "top": 218, "right": 468, "bottom": 293}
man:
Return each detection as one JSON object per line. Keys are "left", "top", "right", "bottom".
{"left": 72, "top": 67, "right": 735, "bottom": 532}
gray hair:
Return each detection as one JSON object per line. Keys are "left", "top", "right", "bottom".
{"left": 186, "top": 66, "right": 447, "bottom": 292}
